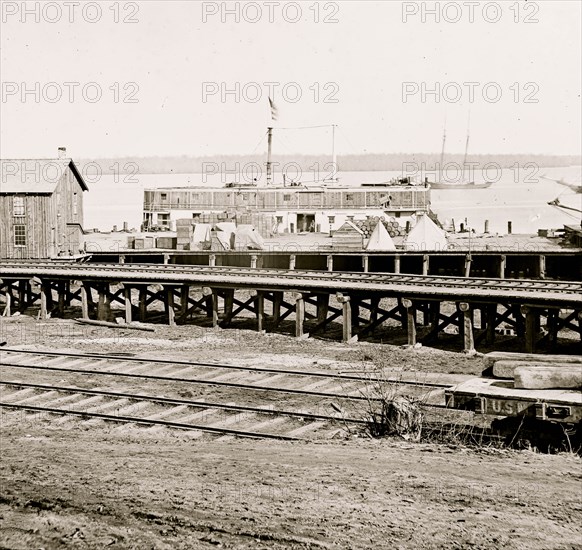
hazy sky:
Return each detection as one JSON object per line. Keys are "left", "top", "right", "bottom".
{"left": 1, "top": 0, "right": 580, "bottom": 158}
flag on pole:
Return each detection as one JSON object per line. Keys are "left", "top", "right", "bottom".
{"left": 269, "top": 97, "right": 279, "bottom": 121}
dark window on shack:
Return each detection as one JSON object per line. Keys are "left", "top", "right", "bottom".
{"left": 346, "top": 194, "right": 354, "bottom": 201}
{"left": 161, "top": 193, "right": 168, "bottom": 201}
{"left": 14, "top": 225, "right": 26, "bottom": 246}
{"left": 13, "top": 196, "right": 25, "bottom": 217}
{"left": 283, "top": 194, "right": 291, "bottom": 201}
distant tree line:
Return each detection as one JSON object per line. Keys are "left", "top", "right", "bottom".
{"left": 78, "top": 153, "right": 581, "bottom": 175}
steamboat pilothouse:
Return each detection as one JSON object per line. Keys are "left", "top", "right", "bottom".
{"left": 142, "top": 125, "right": 432, "bottom": 236}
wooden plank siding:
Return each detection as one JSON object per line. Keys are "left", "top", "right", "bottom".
{"left": 143, "top": 186, "right": 429, "bottom": 213}
{"left": 0, "top": 166, "right": 85, "bottom": 259}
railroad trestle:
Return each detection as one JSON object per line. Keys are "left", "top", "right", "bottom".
{"left": 1, "top": 263, "right": 581, "bottom": 353}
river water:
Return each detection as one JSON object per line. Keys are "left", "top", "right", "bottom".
{"left": 84, "top": 166, "right": 582, "bottom": 235}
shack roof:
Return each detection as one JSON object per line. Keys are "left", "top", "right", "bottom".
{"left": 0, "top": 159, "right": 88, "bottom": 194}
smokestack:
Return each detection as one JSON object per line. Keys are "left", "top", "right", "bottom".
{"left": 58, "top": 147, "right": 67, "bottom": 159}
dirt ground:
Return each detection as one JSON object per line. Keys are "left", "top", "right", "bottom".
{"left": 1, "top": 315, "right": 581, "bottom": 549}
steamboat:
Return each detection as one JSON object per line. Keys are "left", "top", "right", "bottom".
{"left": 143, "top": 126, "right": 432, "bottom": 236}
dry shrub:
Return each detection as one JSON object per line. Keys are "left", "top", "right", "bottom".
{"left": 368, "top": 396, "right": 423, "bottom": 440}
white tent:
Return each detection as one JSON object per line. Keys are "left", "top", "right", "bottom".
{"left": 234, "top": 225, "right": 265, "bottom": 250}
{"left": 404, "top": 214, "right": 448, "bottom": 251}
{"left": 192, "top": 223, "right": 211, "bottom": 244}
{"left": 366, "top": 222, "right": 396, "bottom": 251}
{"left": 214, "top": 222, "right": 237, "bottom": 249}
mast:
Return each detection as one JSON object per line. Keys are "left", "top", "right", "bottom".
{"left": 266, "top": 126, "right": 273, "bottom": 185}
{"left": 330, "top": 124, "right": 338, "bottom": 182}
{"left": 462, "top": 112, "right": 470, "bottom": 182}
{"left": 332, "top": 124, "right": 336, "bottom": 172}
{"left": 439, "top": 124, "right": 447, "bottom": 181}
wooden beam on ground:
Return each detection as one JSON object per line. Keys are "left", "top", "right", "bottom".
{"left": 74, "top": 318, "right": 156, "bottom": 332}
{"left": 492, "top": 360, "right": 582, "bottom": 379}
{"left": 514, "top": 365, "right": 582, "bottom": 390}
{"left": 483, "top": 351, "right": 582, "bottom": 370}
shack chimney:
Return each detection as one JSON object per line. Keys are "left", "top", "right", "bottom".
{"left": 58, "top": 147, "right": 67, "bottom": 159}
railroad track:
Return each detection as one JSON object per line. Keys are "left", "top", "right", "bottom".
{"left": 0, "top": 349, "right": 452, "bottom": 440}
{"left": 1, "top": 262, "right": 580, "bottom": 297}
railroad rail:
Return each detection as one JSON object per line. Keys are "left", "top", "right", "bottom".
{"left": 48, "top": 246, "right": 582, "bottom": 283}
{"left": 0, "top": 381, "right": 368, "bottom": 440}
{"left": 3, "top": 349, "right": 574, "bottom": 446}
{"left": 0, "top": 349, "right": 454, "bottom": 440}
{"left": 0, "top": 349, "right": 451, "bottom": 403}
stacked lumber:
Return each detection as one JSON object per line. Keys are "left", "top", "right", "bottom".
{"left": 483, "top": 351, "right": 582, "bottom": 390}
{"left": 176, "top": 221, "right": 194, "bottom": 251}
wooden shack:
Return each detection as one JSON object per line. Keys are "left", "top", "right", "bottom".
{"left": 0, "top": 149, "right": 88, "bottom": 259}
